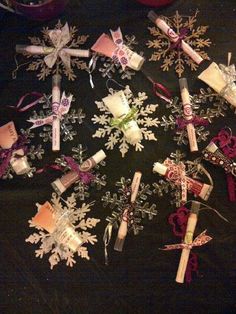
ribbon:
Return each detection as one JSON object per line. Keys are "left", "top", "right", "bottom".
{"left": 169, "top": 28, "right": 189, "bottom": 51}
{"left": 27, "top": 92, "right": 73, "bottom": 129}
{"left": 219, "top": 54, "right": 236, "bottom": 98}
{"left": 0, "top": 135, "right": 28, "bottom": 177}
{"left": 110, "top": 107, "right": 138, "bottom": 131}
{"left": 161, "top": 230, "right": 212, "bottom": 251}
{"left": 64, "top": 156, "right": 94, "bottom": 184}
{"left": 103, "top": 222, "right": 113, "bottom": 266}
{"left": 8, "top": 92, "right": 44, "bottom": 112}
{"left": 110, "top": 27, "right": 131, "bottom": 70}
{"left": 44, "top": 23, "right": 71, "bottom": 69}
{"left": 176, "top": 115, "right": 208, "bottom": 130}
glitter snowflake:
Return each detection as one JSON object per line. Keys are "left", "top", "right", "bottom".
{"left": 146, "top": 10, "right": 211, "bottom": 77}
{"left": 28, "top": 94, "right": 85, "bottom": 144}
{"left": 92, "top": 85, "right": 159, "bottom": 157}
{"left": 94, "top": 34, "right": 143, "bottom": 80}
{"left": 26, "top": 193, "right": 100, "bottom": 269}
{"left": 19, "top": 20, "right": 89, "bottom": 80}
{"left": 153, "top": 150, "right": 209, "bottom": 207}
{"left": 54, "top": 144, "right": 107, "bottom": 200}
{"left": 1, "top": 128, "right": 44, "bottom": 180}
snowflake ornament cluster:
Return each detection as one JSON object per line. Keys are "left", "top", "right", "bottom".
{"left": 54, "top": 144, "right": 107, "bottom": 200}
{"left": 26, "top": 193, "right": 100, "bottom": 269}
{"left": 16, "top": 20, "right": 89, "bottom": 80}
{"left": 28, "top": 94, "right": 85, "bottom": 144}
{"left": 92, "top": 85, "right": 160, "bottom": 157}
{"left": 146, "top": 10, "right": 211, "bottom": 77}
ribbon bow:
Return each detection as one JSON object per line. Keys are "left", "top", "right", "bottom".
{"left": 110, "top": 107, "right": 138, "bottom": 131}
{"left": 219, "top": 54, "right": 236, "bottom": 98}
{"left": 0, "top": 135, "right": 28, "bottom": 178}
{"left": 64, "top": 156, "right": 94, "bottom": 184}
{"left": 110, "top": 27, "right": 130, "bottom": 70}
{"left": 161, "top": 230, "right": 212, "bottom": 251}
{"left": 27, "top": 93, "right": 73, "bottom": 129}
{"left": 44, "top": 23, "right": 71, "bottom": 69}
{"left": 176, "top": 115, "right": 208, "bottom": 130}
{"left": 169, "top": 27, "right": 189, "bottom": 51}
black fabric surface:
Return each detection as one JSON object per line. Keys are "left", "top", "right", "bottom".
{"left": 0, "top": 0, "right": 236, "bottom": 313}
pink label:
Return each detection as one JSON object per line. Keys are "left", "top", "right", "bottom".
{"left": 0, "top": 121, "right": 18, "bottom": 149}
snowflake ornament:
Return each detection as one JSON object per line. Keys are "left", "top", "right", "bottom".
{"left": 15, "top": 20, "right": 89, "bottom": 81}
{"left": 53, "top": 144, "right": 107, "bottom": 200}
{"left": 147, "top": 10, "right": 211, "bottom": 77}
{"left": 92, "top": 85, "right": 160, "bottom": 157}
{"left": 26, "top": 193, "right": 100, "bottom": 269}
{"left": 28, "top": 93, "right": 85, "bottom": 144}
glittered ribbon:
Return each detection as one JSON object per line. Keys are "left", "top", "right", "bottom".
{"left": 44, "top": 23, "right": 71, "bottom": 69}
{"left": 27, "top": 92, "right": 73, "bottom": 129}
{"left": 64, "top": 156, "right": 94, "bottom": 184}
{"left": 219, "top": 55, "right": 236, "bottom": 99}
{"left": 110, "top": 27, "right": 130, "bottom": 70}
{"left": 170, "top": 27, "right": 189, "bottom": 51}
{"left": 103, "top": 222, "right": 113, "bottom": 265}
{"left": 110, "top": 107, "right": 138, "bottom": 131}
{"left": 161, "top": 230, "right": 212, "bottom": 251}
{"left": 0, "top": 135, "right": 28, "bottom": 177}
{"left": 8, "top": 92, "right": 44, "bottom": 112}
{"left": 176, "top": 115, "right": 208, "bottom": 130}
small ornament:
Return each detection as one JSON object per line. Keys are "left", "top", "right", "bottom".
{"left": 152, "top": 150, "right": 213, "bottom": 207}
{"left": 52, "top": 145, "right": 107, "bottom": 200}
{"left": 0, "top": 121, "right": 44, "bottom": 179}
{"left": 102, "top": 172, "right": 157, "bottom": 264}
{"left": 92, "top": 85, "right": 159, "bottom": 157}
{"left": 26, "top": 193, "right": 100, "bottom": 269}
{"left": 15, "top": 20, "right": 90, "bottom": 80}
{"left": 147, "top": 10, "right": 211, "bottom": 77}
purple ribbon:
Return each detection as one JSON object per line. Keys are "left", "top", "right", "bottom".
{"left": 170, "top": 28, "right": 188, "bottom": 51}
{"left": 8, "top": 92, "right": 44, "bottom": 112}
{"left": 64, "top": 156, "right": 94, "bottom": 184}
{"left": 0, "top": 135, "right": 28, "bottom": 177}
{"left": 176, "top": 116, "right": 208, "bottom": 130}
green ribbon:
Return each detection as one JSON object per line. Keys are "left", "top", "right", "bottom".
{"left": 110, "top": 107, "right": 138, "bottom": 131}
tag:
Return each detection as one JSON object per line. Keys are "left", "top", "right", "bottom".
{"left": 0, "top": 121, "right": 18, "bottom": 149}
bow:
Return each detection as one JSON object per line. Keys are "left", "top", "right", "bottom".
{"left": 219, "top": 54, "right": 236, "bottom": 98}
{"left": 64, "top": 156, "right": 94, "bottom": 184}
{"left": 110, "top": 27, "right": 130, "bottom": 70}
{"left": 161, "top": 230, "right": 212, "bottom": 251}
{"left": 110, "top": 107, "right": 138, "bottom": 131}
{"left": 27, "top": 92, "right": 73, "bottom": 129}
{"left": 44, "top": 23, "right": 71, "bottom": 69}
{"left": 0, "top": 135, "right": 28, "bottom": 177}
{"left": 176, "top": 115, "right": 208, "bottom": 130}
{"left": 170, "top": 27, "right": 189, "bottom": 51}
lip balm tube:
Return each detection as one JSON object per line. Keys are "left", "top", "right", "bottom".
{"left": 51, "top": 150, "right": 106, "bottom": 195}
{"left": 52, "top": 74, "right": 62, "bottom": 152}
{"left": 153, "top": 162, "right": 212, "bottom": 201}
{"left": 114, "top": 171, "right": 142, "bottom": 252}
{"left": 15, "top": 44, "right": 54, "bottom": 55}
{"left": 179, "top": 78, "right": 198, "bottom": 152}
{"left": 148, "top": 11, "right": 203, "bottom": 65}
{"left": 62, "top": 48, "right": 90, "bottom": 58}
{"left": 102, "top": 90, "right": 142, "bottom": 145}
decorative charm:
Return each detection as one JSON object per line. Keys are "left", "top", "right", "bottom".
{"left": 52, "top": 145, "right": 107, "bottom": 200}
{"left": 202, "top": 128, "right": 236, "bottom": 201}
{"left": 147, "top": 10, "right": 211, "bottom": 77}
{"left": 0, "top": 121, "right": 44, "bottom": 179}
{"left": 92, "top": 85, "right": 159, "bottom": 157}
{"left": 152, "top": 150, "right": 213, "bottom": 207}
{"left": 102, "top": 172, "right": 157, "bottom": 264}
{"left": 26, "top": 193, "right": 100, "bottom": 269}
{"left": 15, "top": 20, "right": 90, "bottom": 80}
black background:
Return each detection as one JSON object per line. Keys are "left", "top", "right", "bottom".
{"left": 0, "top": 0, "right": 236, "bottom": 313}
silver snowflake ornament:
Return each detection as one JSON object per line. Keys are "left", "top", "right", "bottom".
{"left": 26, "top": 193, "right": 100, "bottom": 269}
{"left": 92, "top": 85, "right": 159, "bottom": 157}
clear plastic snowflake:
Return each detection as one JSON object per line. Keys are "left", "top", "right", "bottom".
{"left": 146, "top": 10, "right": 211, "bottom": 77}
{"left": 92, "top": 85, "right": 160, "bottom": 157}
{"left": 54, "top": 144, "right": 107, "bottom": 200}
{"left": 18, "top": 20, "right": 89, "bottom": 81}
{"left": 28, "top": 93, "right": 85, "bottom": 144}
{"left": 1, "top": 128, "right": 44, "bottom": 180}
{"left": 26, "top": 193, "right": 100, "bottom": 269}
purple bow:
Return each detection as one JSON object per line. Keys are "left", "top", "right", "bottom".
{"left": 170, "top": 28, "right": 188, "bottom": 51}
{"left": 176, "top": 116, "right": 208, "bottom": 130}
{"left": 0, "top": 135, "right": 28, "bottom": 178}
{"left": 64, "top": 156, "right": 94, "bottom": 184}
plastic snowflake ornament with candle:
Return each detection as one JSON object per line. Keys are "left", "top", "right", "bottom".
{"left": 102, "top": 172, "right": 157, "bottom": 264}
{"left": 14, "top": 20, "right": 90, "bottom": 81}
{"left": 51, "top": 144, "right": 107, "bottom": 200}
{"left": 92, "top": 85, "right": 159, "bottom": 157}
{"left": 0, "top": 121, "right": 44, "bottom": 179}
{"left": 26, "top": 193, "right": 100, "bottom": 269}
